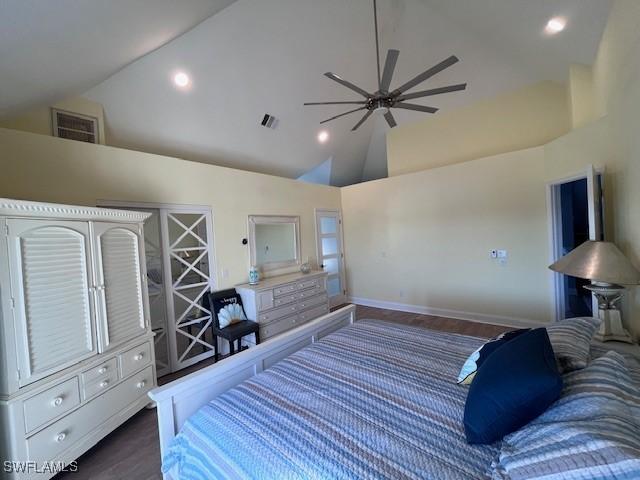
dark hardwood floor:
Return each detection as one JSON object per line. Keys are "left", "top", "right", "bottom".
{"left": 57, "top": 304, "right": 510, "bottom": 480}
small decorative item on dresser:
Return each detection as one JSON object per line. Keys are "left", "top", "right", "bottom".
{"left": 300, "top": 260, "right": 311, "bottom": 274}
{"left": 249, "top": 265, "right": 260, "bottom": 285}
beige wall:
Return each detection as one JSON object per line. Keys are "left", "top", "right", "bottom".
{"left": 342, "top": 0, "right": 640, "bottom": 335}
{"left": 0, "top": 128, "right": 340, "bottom": 289}
{"left": 568, "top": 64, "right": 597, "bottom": 130}
{"left": 0, "top": 96, "right": 106, "bottom": 144}
{"left": 387, "top": 81, "right": 571, "bottom": 177}
{"left": 342, "top": 147, "right": 552, "bottom": 325}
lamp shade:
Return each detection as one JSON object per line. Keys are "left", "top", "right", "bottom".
{"left": 549, "top": 241, "right": 640, "bottom": 285}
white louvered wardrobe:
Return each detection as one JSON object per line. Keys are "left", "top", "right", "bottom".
{"left": 0, "top": 198, "right": 157, "bottom": 479}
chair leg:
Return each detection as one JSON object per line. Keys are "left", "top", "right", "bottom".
{"left": 254, "top": 331, "right": 260, "bottom": 345}
{"left": 214, "top": 336, "right": 219, "bottom": 362}
{"left": 229, "top": 339, "right": 235, "bottom": 356}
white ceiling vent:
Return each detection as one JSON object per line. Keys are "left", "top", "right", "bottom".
{"left": 51, "top": 109, "right": 99, "bottom": 144}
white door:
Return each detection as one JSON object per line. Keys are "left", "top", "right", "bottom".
{"left": 92, "top": 222, "right": 147, "bottom": 352}
{"left": 161, "top": 209, "right": 216, "bottom": 371}
{"left": 315, "top": 209, "right": 347, "bottom": 307}
{"left": 7, "top": 219, "right": 97, "bottom": 386}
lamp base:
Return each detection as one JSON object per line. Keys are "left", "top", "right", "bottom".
{"left": 593, "top": 308, "right": 634, "bottom": 343}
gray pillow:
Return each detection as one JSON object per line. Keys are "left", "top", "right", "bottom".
{"left": 490, "top": 351, "right": 640, "bottom": 479}
{"left": 546, "top": 316, "right": 600, "bottom": 373}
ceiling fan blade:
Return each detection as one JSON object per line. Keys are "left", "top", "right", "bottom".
{"left": 394, "top": 102, "right": 439, "bottom": 113}
{"left": 304, "top": 101, "right": 367, "bottom": 106}
{"left": 384, "top": 110, "right": 397, "bottom": 128}
{"left": 324, "top": 72, "right": 371, "bottom": 98}
{"left": 379, "top": 49, "right": 400, "bottom": 93}
{"left": 393, "top": 55, "right": 459, "bottom": 95}
{"left": 319, "top": 106, "right": 367, "bottom": 124}
{"left": 351, "top": 110, "right": 374, "bottom": 131}
{"left": 396, "top": 83, "right": 467, "bottom": 101}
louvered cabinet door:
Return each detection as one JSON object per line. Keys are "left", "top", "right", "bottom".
{"left": 6, "top": 220, "right": 97, "bottom": 386}
{"left": 92, "top": 223, "right": 147, "bottom": 352}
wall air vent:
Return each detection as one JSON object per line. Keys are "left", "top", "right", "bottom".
{"left": 260, "top": 113, "right": 278, "bottom": 129}
{"left": 51, "top": 109, "right": 99, "bottom": 144}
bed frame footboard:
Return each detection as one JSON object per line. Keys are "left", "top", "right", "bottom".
{"left": 148, "top": 304, "right": 357, "bottom": 472}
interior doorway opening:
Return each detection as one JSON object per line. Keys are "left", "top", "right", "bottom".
{"left": 548, "top": 165, "right": 604, "bottom": 321}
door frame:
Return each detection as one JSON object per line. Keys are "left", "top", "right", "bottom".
{"left": 545, "top": 166, "right": 605, "bottom": 322}
{"left": 314, "top": 208, "right": 347, "bottom": 307}
{"left": 97, "top": 200, "right": 217, "bottom": 373}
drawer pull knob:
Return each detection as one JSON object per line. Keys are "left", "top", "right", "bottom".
{"left": 99, "top": 380, "right": 110, "bottom": 388}
{"left": 134, "top": 353, "right": 144, "bottom": 361}
{"left": 55, "top": 432, "right": 67, "bottom": 443}
{"left": 52, "top": 397, "right": 63, "bottom": 407}
{"left": 136, "top": 380, "right": 147, "bottom": 389}
{"left": 98, "top": 367, "right": 107, "bottom": 374}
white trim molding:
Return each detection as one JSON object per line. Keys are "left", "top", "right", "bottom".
{"left": 0, "top": 198, "right": 150, "bottom": 222}
{"left": 348, "top": 297, "right": 546, "bottom": 329}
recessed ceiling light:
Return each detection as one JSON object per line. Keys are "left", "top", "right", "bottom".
{"left": 317, "top": 130, "right": 329, "bottom": 144}
{"left": 545, "top": 17, "right": 566, "bottom": 35}
{"left": 173, "top": 71, "right": 191, "bottom": 88}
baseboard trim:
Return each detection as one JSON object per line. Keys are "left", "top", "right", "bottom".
{"left": 348, "top": 296, "right": 546, "bottom": 329}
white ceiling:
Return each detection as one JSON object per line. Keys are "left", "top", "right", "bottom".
{"left": 1, "top": 0, "right": 612, "bottom": 185}
{"left": 0, "top": 0, "right": 237, "bottom": 116}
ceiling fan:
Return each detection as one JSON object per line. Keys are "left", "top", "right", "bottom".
{"left": 304, "top": 0, "right": 467, "bottom": 131}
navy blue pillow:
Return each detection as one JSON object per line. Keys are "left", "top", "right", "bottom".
{"left": 463, "top": 328, "right": 562, "bottom": 444}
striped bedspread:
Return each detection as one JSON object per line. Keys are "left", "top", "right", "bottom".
{"left": 162, "top": 320, "right": 500, "bottom": 479}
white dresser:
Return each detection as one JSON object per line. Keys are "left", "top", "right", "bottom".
{"left": 236, "top": 271, "right": 329, "bottom": 342}
{"left": 0, "top": 199, "right": 157, "bottom": 479}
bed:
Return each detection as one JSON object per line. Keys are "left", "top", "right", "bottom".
{"left": 149, "top": 306, "right": 640, "bottom": 480}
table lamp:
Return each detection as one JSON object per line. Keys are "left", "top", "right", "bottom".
{"left": 549, "top": 240, "right": 640, "bottom": 343}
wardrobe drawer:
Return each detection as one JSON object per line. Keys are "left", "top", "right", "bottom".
{"left": 24, "top": 377, "right": 81, "bottom": 433}
{"left": 82, "top": 358, "right": 118, "bottom": 384}
{"left": 259, "top": 303, "right": 297, "bottom": 324}
{"left": 298, "top": 278, "right": 320, "bottom": 291}
{"left": 298, "top": 304, "right": 329, "bottom": 324}
{"left": 273, "top": 292, "right": 298, "bottom": 308}
{"left": 27, "top": 367, "right": 154, "bottom": 461}
{"left": 260, "top": 315, "right": 298, "bottom": 340}
{"left": 297, "top": 294, "right": 328, "bottom": 312}
{"left": 274, "top": 283, "right": 297, "bottom": 297}
{"left": 82, "top": 369, "right": 118, "bottom": 400}
{"left": 120, "top": 341, "right": 151, "bottom": 378}
{"left": 257, "top": 290, "right": 274, "bottom": 312}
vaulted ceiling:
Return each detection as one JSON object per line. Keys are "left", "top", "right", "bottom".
{"left": 1, "top": 0, "right": 612, "bottom": 185}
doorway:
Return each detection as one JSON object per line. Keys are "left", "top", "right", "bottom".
{"left": 315, "top": 209, "right": 347, "bottom": 307}
{"left": 548, "top": 165, "right": 604, "bottom": 321}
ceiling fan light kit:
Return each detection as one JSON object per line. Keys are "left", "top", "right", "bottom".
{"left": 304, "top": 0, "right": 467, "bottom": 132}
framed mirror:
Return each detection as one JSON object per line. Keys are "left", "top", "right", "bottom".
{"left": 248, "top": 215, "right": 301, "bottom": 272}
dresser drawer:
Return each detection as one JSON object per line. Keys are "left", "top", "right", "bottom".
{"left": 82, "top": 368, "right": 118, "bottom": 400}
{"left": 298, "top": 304, "right": 330, "bottom": 324}
{"left": 23, "top": 377, "right": 81, "bottom": 433}
{"left": 26, "top": 366, "right": 154, "bottom": 461}
{"left": 120, "top": 341, "right": 151, "bottom": 378}
{"left": 259, "top": 303, "right": 298, "bottom": 324}
{"left": 260, "top": 315, "right": 299, "bottom": 340}
{"left": 298, "top": 277, "right": 320, "bottom": 291}
{"left": 274, "top": 283, "right": 297, "bottom": 297}
{"left": 81, "top": 358, "right": 118, "bottom": 385}
{"left": 257, "top": 290, "right": 274, "bottom": 312}
{"left": 298, "top": 286, "right": 323, "bottom": 300}
{"left": 297, "top": 294, "right": 328, "bottom": 312}
{"left": 273, "top": 292, "right": 298, "bottom": 308}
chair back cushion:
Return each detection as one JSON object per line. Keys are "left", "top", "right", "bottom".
{"left": 206, "top": 289, "right": 248, "bottom": 329}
